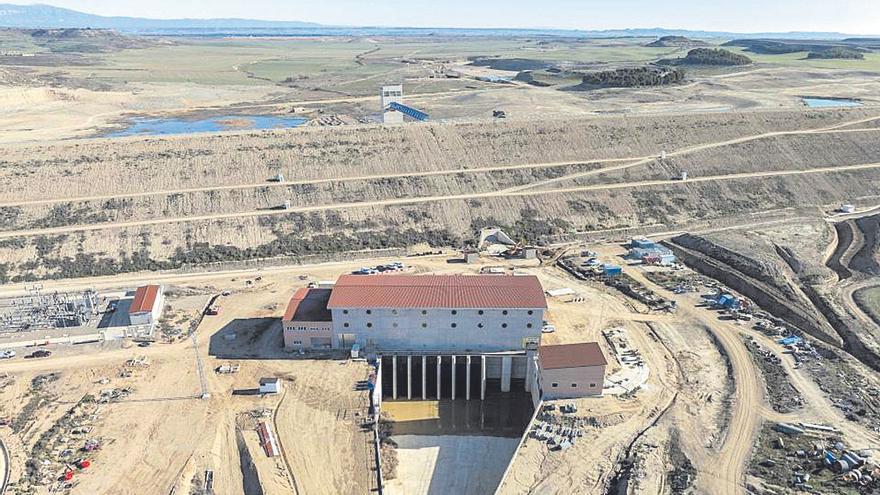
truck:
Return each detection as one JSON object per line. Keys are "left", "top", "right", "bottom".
{"left": 215, "top": 364, "right": 240, "bottom": 374}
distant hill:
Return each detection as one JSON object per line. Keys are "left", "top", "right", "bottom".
{"left": 806, "top": 47, "right": 865, "bottom": 60}
{"left": 0, "top": 4, "right": 874, "bottom": 38}
{"left": 570, "top": 66, "right": 685, "bottom": 90}
{"left": 646, "top": 35, "right": 704, "bottom": 47}
{"left": 0, "top": 3, "right": 321, "bottom": 30}
{"left": 19, "top": 28, "right": 156, "bottom": 52}
{"left": 660, "top": 48, "right": 752, "bottom": 66}
{"left": 724, "top": 38, "right": 880, "bottom": 55}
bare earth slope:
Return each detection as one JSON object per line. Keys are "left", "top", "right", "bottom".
{"left": 2, "top": 108, "right": 880, "bottom": 282}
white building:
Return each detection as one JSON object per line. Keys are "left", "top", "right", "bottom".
{"left": 538, "top": 342, "right": 607, "bottom": 399}
{"left": 128, "top": 285, "right": 164, "bottom": 327}
{"left": 381, "top": 85, "right": 404, "bottom": 124}
{"left": 259, "top": 377, "right": 282, "bottom": 395}
{"left": 326, "top": 274, "right": 546, "bottom": 352}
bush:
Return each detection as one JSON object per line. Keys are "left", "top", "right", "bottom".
{"left": 574, "top": 66, "right": 685, "bottom": 89}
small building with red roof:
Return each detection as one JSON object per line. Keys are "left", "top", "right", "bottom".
{"left": 128, "top": 285, "right": 164, "bottom": 327}
{"left": 538, "top": 342, "right": 607, "bottom": 399}
{"left": 282, "top": 288, "right": 333, "bottom": 350}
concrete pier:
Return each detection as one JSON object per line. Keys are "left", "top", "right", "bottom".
{"left": 481, "top": 355, "right": 487, "bottom": 400}
{"left": 407, "top": 355, "right": 412, "bottom": 400}
{"left": 466, "top": 355, "right": 472, "bottom": 400}
{"left": 525, "top": 350, "right": 536, "bottom": 392}
{"left": 451, "top": 355, "right": 457, "bottom": 400}
{"left": 501, "top": 356, "right": 512, "bottom": 393}
{"left": 437, "top": 356, "right": 442, "bottom": 400}
{"left": 392, "top": 355, "right": 398, "bottom": 400}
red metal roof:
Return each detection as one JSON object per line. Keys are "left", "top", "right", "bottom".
{"left": 130, "top": 285, "right": 161, "bottom": 314}
{"left": 282, "top": 288, "right": 332, "bottom": 322}
{"left": 539, "top": 342, "right": 607, "bottom": 370}
{"left": 327, "top": 274, "right": 547, "bottom": 309}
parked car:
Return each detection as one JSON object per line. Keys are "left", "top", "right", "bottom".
{"left": 0, "top": 350, "right": 16, "bottom": 359}
{"left": 25, "top": 349, "right": 52, "bottom": 359}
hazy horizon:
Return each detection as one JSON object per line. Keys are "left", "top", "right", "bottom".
{"left": 5, "top": 0, "right": 880, "bottom": 35}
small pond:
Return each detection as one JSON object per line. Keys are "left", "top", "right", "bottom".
{"left": 105, "top": 114, "right": 308, "bottom": 137}
{"left": 802, "top": 97, "right": 862, "bottom": 108}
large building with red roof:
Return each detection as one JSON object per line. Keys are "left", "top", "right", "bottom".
{"left": 278, "top": 273, "right": 610, "bottom": 403}
{"left": 326, "top": 274, "right": 546, "bottom": 352}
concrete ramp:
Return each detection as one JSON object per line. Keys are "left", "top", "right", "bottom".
{"left": 385, "top": 435, "right": 519, "bottom": 495}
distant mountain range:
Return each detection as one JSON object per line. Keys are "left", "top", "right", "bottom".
{"left": 0, "top": 3, "right": 321, "bottom": 30}
{"left": 0, "top": 3, "right": 875, "bottom": 39}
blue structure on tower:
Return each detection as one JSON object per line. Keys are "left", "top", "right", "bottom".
{"left": 387, "top": 101, "right": 429, "bottom": 122}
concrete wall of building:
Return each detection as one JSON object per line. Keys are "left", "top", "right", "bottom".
{"left": 130, "top": 289, "right": 164, "bottom": 327}
{"left": 330, "top": 307, "right": 543, "bottom": 352}
{"left": 152, "top": 290, "right": 165, "bottom": 323}
{"left": 130, "top": 312, "right": 151, "bottom": 326}
{"left": 283, "top": 320, "right": 332, "bottom": 349}
{"left": 539, "top": 365, "right": 605, "bottom": 399}
{"left": 528, "top": 355, "right": 542, "bottom": 408}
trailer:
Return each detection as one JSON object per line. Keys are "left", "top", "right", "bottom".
{"left": 257, "top": 421, "right": 280, "bottom": 457}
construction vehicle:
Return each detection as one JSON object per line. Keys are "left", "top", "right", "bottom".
{"left": 215, "top": 364, "right": 240, "bottom": 374}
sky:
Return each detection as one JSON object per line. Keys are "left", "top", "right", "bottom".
{"left": 22, "top": 0, "right": 880, "bottom": 34}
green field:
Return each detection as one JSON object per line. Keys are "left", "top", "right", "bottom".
{"left": 8, "top": 30, "right": 880, "bottom": 94}
{"left": 724, "top": 46, "right": 880, "bottom": 71}
{"left": 19, "top": 36, "right": 700, "bottom": 87}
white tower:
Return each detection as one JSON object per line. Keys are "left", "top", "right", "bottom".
{"left": 381, "top": 85, "right": 404, "bottom": 124}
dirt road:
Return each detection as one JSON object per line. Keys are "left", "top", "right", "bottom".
{"left": 502, "top": 119, "right": 880, "bottom": 193}
{"left": 0, "top": 436, "right": 8, "bottom": 495}
{"left": 5, "top": 160, "right": 880, "bottom": 239}
{"left": 631, "top": 266, "right": 880, "bottom": 493}
{"left": 0, "top": 157, "right": 645, "bottom": 208}
{"left": 626, "top": 268, "right": 762, "bottom": 494}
